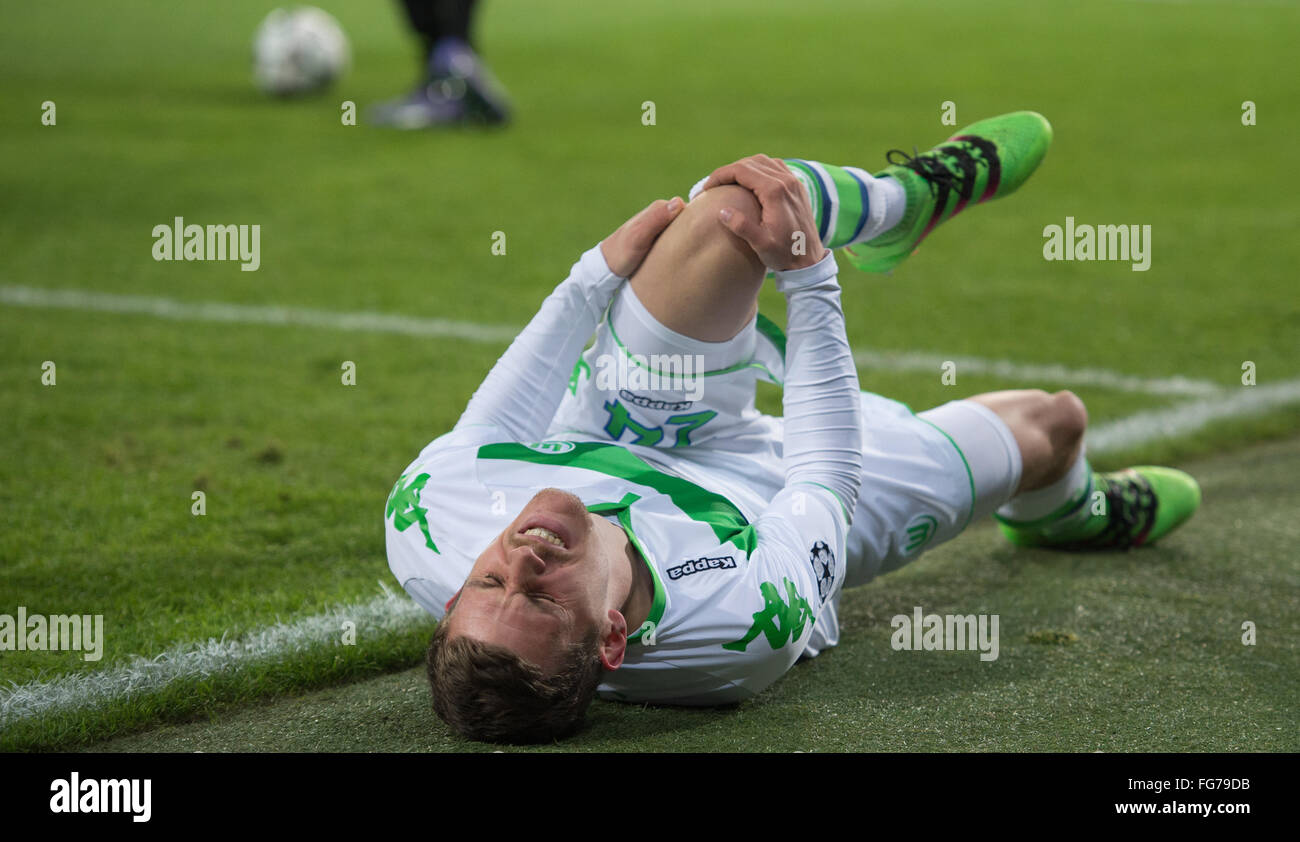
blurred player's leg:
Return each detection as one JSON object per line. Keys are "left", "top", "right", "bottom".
{"left": 399, "top": 0, "right": 475, "bottom": 55}
{"left": 370, "top": 0, "right": 511, "bottom": 128}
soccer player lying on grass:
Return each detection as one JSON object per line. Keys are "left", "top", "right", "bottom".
{"left": 384, "top": 112, "right": 1201, "bottom": 743}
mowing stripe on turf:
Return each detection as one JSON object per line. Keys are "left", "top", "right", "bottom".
{"left": 0, "top": 585, "right": 430, "bottom": 725}
{"left": 2, "top": 382, "right": 1298, "bottom": 726}
{"left": 0, "top": 284, "right": 1222, "bottom": 397}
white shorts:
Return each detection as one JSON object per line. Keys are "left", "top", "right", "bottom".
{"left": 547, "top": 285, "right": 1024, "bottom": 588}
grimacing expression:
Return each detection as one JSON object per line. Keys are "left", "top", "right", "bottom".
{"left": 444, "top": 488, "right": 624, "bottom": 672}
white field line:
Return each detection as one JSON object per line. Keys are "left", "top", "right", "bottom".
{"left": 2, "top": 285, "right": 1298, "bottom": 727}
{"left": 0, "top": 284, "right": 521, "bottom": 344}
{"left": 0, "top": 586, "right": 430, "bottom": 726}
{"left": 851, "top": 349, "right": 1219, "bottom": 397}
{"left": 1086, "top": 379, "right": 1300, "bottom": 453}
{"left": 1, "top": 284, "right": 1221, "bottom": 397}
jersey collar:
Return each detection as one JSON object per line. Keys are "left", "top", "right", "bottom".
{"left": 586, "top": 493, "right": 665, "bottom": 644}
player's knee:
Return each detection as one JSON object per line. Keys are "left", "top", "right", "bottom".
{"left": 1050, "top": 392, "right": 1081, "bottom": 436}
{"left": 677, "top": 184, "right": 762, "bottom": 247}
{"left": 638, "top": 183, "right": 766, "bottom": 288}
{"left": 625, "top": 181, "right": 767, "bottom": 339}
{"left": 1041, "top": 390, "right": 1087, "bottom": 463}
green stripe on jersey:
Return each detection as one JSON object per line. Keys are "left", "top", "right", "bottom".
{"left": 478, "top": 441, "right": 758, "bottom": 557}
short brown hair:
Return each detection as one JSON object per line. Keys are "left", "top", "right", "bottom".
{"left": 425, "top": 618, "right": 604, "bottom": 743}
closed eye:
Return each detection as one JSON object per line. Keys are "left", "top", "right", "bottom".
{"left": 481, "top": 574, "right": 557, "bottom": 605}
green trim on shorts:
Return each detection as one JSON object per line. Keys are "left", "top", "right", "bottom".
{"left": 910, "top": 408, "right": 978, "bottom": 531}
{"left": 605, "top": 307, "right": 782, "bottom": 381}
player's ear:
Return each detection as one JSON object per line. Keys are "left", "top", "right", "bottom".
{"left": 598, "top": 609, "right": 628, "bottom": 670}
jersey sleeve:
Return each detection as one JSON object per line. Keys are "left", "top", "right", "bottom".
{"left": 384, "top": 425, "right": 507, "bottom": 619}
{"left": 454, "top": 245, "right": 626, "bottom": 441}
{"left": 741, "top": 248, "right": 859, "bottom": 633}
{"left": 752, "top": 482, "right": 851, "bottom": 606}
{"left": 732, "top": 482, "right": 850, "bottom": 674}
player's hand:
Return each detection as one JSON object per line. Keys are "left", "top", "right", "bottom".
{"left": 695, "top": 154, "right": 828, "bottom": 271}
{"left": 600, "top": 197, "right": 685, "bottom": 278}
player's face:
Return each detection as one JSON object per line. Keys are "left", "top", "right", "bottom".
{"left": 446, "top": 488, "right": 615, "bottom": 672}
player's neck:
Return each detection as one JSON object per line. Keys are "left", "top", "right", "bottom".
{"left": 619, "top": 534, "right": 654, "bottom": 633}
{"left": 592, "top": 514, "right": 653, "bottom": 632}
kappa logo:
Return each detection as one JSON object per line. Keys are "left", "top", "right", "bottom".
{"left": 809, "top": 541, "right": 835, "bottom": 602}
{"left": 618, "top": 389, "right": 694, "bottom": 413}
{"left": 386, "top": 472, "right": 439, "bottom": 554}
{"left": 904, "top": 514, "right": 938, "bottom": 554}
{"left": 667, "top": 554, "right": 736, "bottom": 580}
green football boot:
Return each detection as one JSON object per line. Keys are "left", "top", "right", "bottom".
{"left": 996, "top": 466, "right": 1201, "bottom": 551}
{"left": 844, "top": 111, "right": 1053, "bottom": 273}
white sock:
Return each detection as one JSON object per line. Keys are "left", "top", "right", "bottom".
{"left": 997, "top": 447, "right": 1091, "bottom": 524}
{"left": 846, "top": 169, "right": 906, "bottom": 242}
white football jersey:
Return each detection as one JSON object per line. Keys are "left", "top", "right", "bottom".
{"left": 385, "top": 424, "right": 849, "bottom": 705}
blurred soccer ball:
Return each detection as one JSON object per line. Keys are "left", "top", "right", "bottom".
{"left": 252, "top": 7, "right": 349, "bottom": 96}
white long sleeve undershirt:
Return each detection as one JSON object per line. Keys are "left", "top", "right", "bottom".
{"left": 771, "top": 251, "right": 864, "bottom": 521}
{"left": 455, "top": 245, "right": 625, "bottom": 441}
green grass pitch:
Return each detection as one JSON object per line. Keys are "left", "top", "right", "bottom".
{"left": 1, "top": 0, "right": 1297, "bottom": 751}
